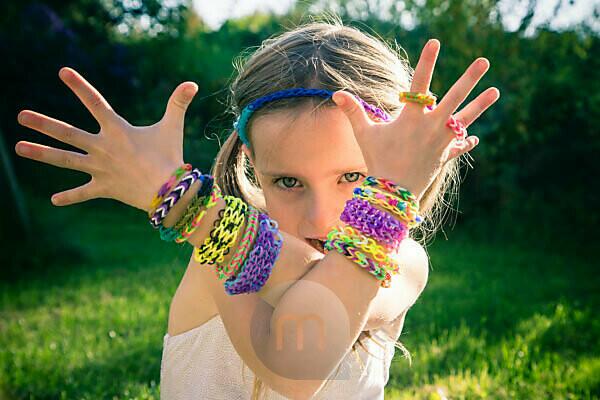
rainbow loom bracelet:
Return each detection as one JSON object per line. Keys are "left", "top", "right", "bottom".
{"left": 324, "top": 235, "right": 392, "bottom": 288}
{"left": 355, "top": 185, "right": 419, "bottom": 218}
{"left": 148, "top": 163, "right": 192, "bottom": 218}
{"left": 215, "top": 205, "right": 261, "bottom": 281}
{"left": 361, "top": 176, "right": 419, "bottom": 208}
{"left": 158, "top": 174, "right": 213, "bottom": 243}
{"left": 446, "top": 115, "right": 468, "bottom": 141}
{"left": 340, "top": 197, "right": 409, "bottom": 250}
{"left": 353, "top": 186, "right": 422, "bottom": 228}
{"left": 172, "top": 175, "right": 214, "bottom": 231}
{"left": 192, "top": 195, "right": 248, "bottom": 265}
{"left": 223, "top": 213, "right": 283, "bottom": 295}
{"left": 150, "top": 168, "right": 202, "bottom": 228}
{"left": 175, "top": 180, "right": 223, "bottom": 244}
{"left": 327, "top": 225, "right": 400, "bottom": 275}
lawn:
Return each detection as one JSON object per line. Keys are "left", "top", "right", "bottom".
{"left": 1, "top": 194, "right": 598, "bottom": 399}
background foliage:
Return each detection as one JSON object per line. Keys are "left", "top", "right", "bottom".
{"left": 0, "top": 0, "right": 598, "bottom": 398}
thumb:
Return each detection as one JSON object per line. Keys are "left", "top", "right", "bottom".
{"left": 332, "top": 90, "right": 372, "bottom": 137}
{"left": 162, "top": 82, "right": 198, "bottom": 130}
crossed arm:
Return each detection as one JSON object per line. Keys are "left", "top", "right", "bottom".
{"left": 166, "top": 178, "right": 429, "bottom": 399}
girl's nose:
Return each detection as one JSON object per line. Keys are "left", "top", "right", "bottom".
{"left": 303, "top": 193, "right": 340, "bottom": 233}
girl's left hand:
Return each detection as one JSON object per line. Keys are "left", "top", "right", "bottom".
{"left": 332, "top": 39, "right": 500, "bottom": 201}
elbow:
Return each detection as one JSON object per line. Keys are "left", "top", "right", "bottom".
{"left": 414, "top": 243, "right": 430, "bottom": 294}
{"left": 404, "top": 238, "right": 430, "bottom": 294}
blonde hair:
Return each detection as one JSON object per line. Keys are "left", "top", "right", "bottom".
{"left": 210, "top": 15, "right": 463, "bottom": 400}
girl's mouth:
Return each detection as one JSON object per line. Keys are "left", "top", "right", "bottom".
{"left": 306, "top": 238, "right": 326, "bottom": 254}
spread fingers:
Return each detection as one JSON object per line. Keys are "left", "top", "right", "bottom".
{"left": 15, "top": 141, "right": 94, "bottom": 174}
{"left": 17, "top": 110, "right": 97, "bottom": 152}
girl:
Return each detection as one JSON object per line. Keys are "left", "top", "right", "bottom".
{"left": 15, "top": 20, "right": 499, "bottom": 400}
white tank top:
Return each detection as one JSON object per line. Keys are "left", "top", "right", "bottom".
{"left": 160, "top": 313, "right": 396, "bottom": 399}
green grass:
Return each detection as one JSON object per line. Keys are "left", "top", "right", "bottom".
{"left": 0, "top": 195, "right": 598, "bottom": 399}
{"left": 387, "top": 228, "right": 599, "bottom": 400}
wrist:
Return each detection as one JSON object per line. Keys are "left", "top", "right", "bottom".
{"left": 142, "top": 162, "right": 189, "bottom": 214}
{"left": 161, "top": 178, "right": 203, "bottom": 227}
{"left": 365, "top": 170, "right": 424, "bottom": 202}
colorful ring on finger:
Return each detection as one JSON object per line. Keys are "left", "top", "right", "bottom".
{"left": 446, "top": 115, "right": 468, "bottom": 141}
{"left": 399, "top": 91, "right": 437, "bottom": 107}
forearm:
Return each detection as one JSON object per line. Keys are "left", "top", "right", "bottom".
{"left": 159, "top": 176, "right": 315, "bottom": 306}
{"left": 266, "top": 251, "right": 381, "bottom": 381}
{"left": 194, "top": 242, "right": 381, "bottom": 399}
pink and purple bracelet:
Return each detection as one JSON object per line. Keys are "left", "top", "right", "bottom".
{"left": 340, "top": 197, "right": 409, "bottom": 251}
{"left": 223, "top": 213, "right": 283, "bottom": 295}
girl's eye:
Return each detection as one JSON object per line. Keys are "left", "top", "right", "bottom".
{"left": 273, "top": 177, "right": 300, "bottom": 190}
{"left": 343, "top": 172, "right": 364, "bottom": 183}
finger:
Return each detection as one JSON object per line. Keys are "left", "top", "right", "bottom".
{"left": 162, "top": 82, "right": 198, "bottom": 132}
{"left": 410, "top": 39, "right": 440, "bottom": 94}
{"left": 58, "top": 67, "right": 117, "bottom": 126}
{"left": 51, "top": 179, "right": 101, "bottom": 206}
{"left": 332, "top": 90, "right": 373, "bottom": 138}
{"left": 453, "top": 87, "right": 500, "bottom": 128}
{"left": 434, "top": 58, "right": 490, "bottom": 118}
{"left": 15, "top": 141, "right": 92, "bottom": 173}
{"left": 17, "top": 110, "right": 96, "bottom": 152}
{"left": 447, "top": 136, "right": 479, "bottom": 160}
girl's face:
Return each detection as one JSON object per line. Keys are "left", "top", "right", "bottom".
{"left": 242, "top": 104, "right": 368, "bottom": 254}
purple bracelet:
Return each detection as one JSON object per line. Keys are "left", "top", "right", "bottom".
{"left": 149, "top": 168, "right": 202, "bottom": 228}
{"left": 340, "top": 197, "right": 409, "bottom": 250}
{"left": 223, "top": 213, "right": 283, "bottom": 295}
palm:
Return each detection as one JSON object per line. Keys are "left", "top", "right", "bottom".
{"left": 15, "top": 67, "right": 198, "bottom": 210}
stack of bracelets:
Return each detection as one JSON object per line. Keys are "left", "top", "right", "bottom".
{"left": 147, "top": 163, "right": 283, "bottom": 296}
{"left": 325, "top": 176, "right": 422, "bottom": 288}
{"left": 145, "top": 88, "right": 466, "bottom": 294}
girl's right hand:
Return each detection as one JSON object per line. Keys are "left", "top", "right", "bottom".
{"left": 15, "top": 67, "right": 199, "bottom": 212}
{"left": 332, "top": 39, "right": 500, "bottom": 202}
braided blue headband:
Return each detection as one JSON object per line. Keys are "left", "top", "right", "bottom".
{"left": 233, "top": 88, "right": 391, "bottom": 148}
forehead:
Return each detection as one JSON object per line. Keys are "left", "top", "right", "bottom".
{"left": 250, "top": 105, "right": 366, "bottom": 177}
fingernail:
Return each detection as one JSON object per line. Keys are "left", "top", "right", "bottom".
{"left": 51, "top": 195, "right": 57, "bottom": 205}
{"left": 184, "top": 85, "right": 196, "bottom": 96}
{"left": 333, "top": 93, "right": 345, "bottom": 106}
{"left": 59, "top": 67, "right": 70, "bottom": 79}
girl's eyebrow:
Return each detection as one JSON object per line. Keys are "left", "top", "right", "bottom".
{"left": 262, "top": 166, "right": 368, "bottom": 177}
